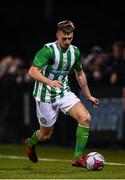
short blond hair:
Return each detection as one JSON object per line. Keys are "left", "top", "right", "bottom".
{"left": 57, "top": 20, "right": 75, "bottom": 33}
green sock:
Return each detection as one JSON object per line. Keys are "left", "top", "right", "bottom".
{"left": 28, "top": 131, "right": 40, "bottom": 148}
{"left": 73, "top": 124, "right": 89, "bottom": 158}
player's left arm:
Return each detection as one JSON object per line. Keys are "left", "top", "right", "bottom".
{"left": 73, "top": 47, "right": 99, "bottom": 107}
{"left": 74, "top": 69, "right": 99, "bottom": 108}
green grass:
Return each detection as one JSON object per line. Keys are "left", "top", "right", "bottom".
{"left": 0, "top": 145, "right": 125, "bottom": 179}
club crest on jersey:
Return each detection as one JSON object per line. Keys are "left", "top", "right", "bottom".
{"left": 40, "top": 117, "right": 47, "bottom": 124}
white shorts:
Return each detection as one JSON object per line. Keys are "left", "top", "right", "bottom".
{"left": 35, "top": 92, "right": 80, "bottom": 127}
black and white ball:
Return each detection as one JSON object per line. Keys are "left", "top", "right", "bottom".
{"left": 86, "top": 152, "right": 105, "bottom": 171}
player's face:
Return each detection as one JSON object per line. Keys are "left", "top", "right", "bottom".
{"left": 56, "top": 31, "right": 73, "bottom": 49}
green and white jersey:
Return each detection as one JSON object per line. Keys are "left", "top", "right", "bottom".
{"left": 33, "top": 41, "right": 82, "bottom": 102}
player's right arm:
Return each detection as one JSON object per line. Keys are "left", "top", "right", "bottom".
{"left": 28, "top": 46, "right": 63, "bottom": 88}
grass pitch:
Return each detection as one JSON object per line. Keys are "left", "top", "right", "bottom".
{"left": 0, "top": 145, "right": 125, "bottom": 179}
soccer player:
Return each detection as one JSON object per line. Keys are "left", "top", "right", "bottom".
{"left": 24, "top": 20, "right": 99, "bottom": 167}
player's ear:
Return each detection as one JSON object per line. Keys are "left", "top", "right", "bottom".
{"left": 56, "top": 32, "right": 59, "bottom": 39}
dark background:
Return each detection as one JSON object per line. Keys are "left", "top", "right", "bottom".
{"left": 0, "top": 0, "right": 125, "bottom": 61}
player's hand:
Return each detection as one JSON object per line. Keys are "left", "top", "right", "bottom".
{"left": 48, "top": 80, "right": 63, "bottom": 88}
{"left": 87, "top": 96, "right": 99, "bottom": 108}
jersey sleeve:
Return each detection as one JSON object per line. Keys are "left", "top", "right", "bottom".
{"left": 33, "top": 45, "right": 51, "bottom": 68}
{"left": 73, "top": 47, "right": 83, "bottom": 71}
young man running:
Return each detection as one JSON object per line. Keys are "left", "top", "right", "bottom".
{"left": 24, "top": 20, "right": 99, "bottom": 168}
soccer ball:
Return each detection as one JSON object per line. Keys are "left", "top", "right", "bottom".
{"left": 86, "top": 152, "right": 105, "bottom": 171}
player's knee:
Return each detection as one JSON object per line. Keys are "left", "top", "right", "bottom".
{"left": 41, "top": 134, "right": 51, "bottom": 141}
{"left": 39, "top": 131, "right": 52, "bottom": 141}
{"left": 78, "top": 112, "right": 91, "bottom": 126}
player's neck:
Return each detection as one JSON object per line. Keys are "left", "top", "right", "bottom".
{"left": 56, "top": 41, "right": 69, "bottom": 53}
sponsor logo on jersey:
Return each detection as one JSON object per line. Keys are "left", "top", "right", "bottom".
{"left": 51, "top": 69, "right": 69, "bottom": 76}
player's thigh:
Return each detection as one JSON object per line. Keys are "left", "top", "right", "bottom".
{"left": 67, "top": 101, "right": 91, "bottom": 123}
{"left": 36, "top": 100, "right": 58, "bottom": 127}
{"left": 60, "top": 92, "right": 80, "bottom": 114}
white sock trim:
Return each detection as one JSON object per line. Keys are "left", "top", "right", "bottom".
{"left": 78, "top": 124, "right": 89, "bottom": 128}
{"left": 35, "top": 130, "right": 41, "bottom": 140}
